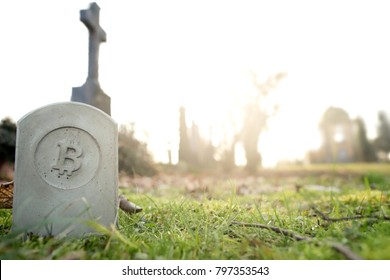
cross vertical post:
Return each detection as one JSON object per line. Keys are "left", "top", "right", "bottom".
{"left": 81, "top": 2, "right": 106, "bottom": 81}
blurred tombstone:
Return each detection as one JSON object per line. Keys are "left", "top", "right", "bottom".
{"left": 12, "top": 102, "right": 118, "bottom": 237}
{"left": 318, "top": 107, "right": 357, "bottom": 163}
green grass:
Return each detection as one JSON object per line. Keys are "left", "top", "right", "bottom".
{"left": 1, "top": 164, "right": 390, "bottom": 259}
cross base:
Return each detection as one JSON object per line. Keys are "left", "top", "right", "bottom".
{"left": 72, "top": 79, "right": 111, "bottom": 115}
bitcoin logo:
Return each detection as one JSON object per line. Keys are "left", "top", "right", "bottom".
{"left": 52, "top": 140, "right": 83, "bottom": 177}
{"left": 35, "top": 127, "right": 100, "bottom": 189}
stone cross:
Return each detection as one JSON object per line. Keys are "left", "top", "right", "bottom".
{"left": 71, "top": 2, "right": 111, "bottom": 115}
{"left": 82, "top": 2, "right": 106, "bottom": 81}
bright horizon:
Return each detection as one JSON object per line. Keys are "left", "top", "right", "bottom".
{"left": 1, "top": 0, "right": 390, "bottom": 167}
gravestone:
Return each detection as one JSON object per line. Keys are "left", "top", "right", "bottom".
{"left": 71, "top": 2, "right": 111, "bottom": 115}
{"left": 12, "top": 102, "right": 118, "bottom": 237}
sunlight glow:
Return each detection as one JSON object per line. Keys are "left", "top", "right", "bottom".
{"left": 1, "top": 1, "right": 390, "bottom": 167}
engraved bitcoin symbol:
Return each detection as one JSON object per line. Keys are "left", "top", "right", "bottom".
{"left": 35, "top": 127, "right": 99, "bottom": 189}
{"left": 52, "top": 140, "right": 83, "bottom": 176}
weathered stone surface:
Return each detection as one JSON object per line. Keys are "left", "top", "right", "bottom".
{"left": 72, "top": 80, "right": 110, "bottom": 116}
{"left": 12, "top": 102, "right": 118, "bottom": 237}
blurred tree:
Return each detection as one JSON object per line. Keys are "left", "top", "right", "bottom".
{"left": 317, "top": 107, "right": 356, "bottom": 163}
{"left": 178, "top": 106, "right": 191, "bottom": 164}
{"left": 220, "top": 142, "right": 236, "bottom": 172}
{"left": 0, "top": 118, "right": 16, "bottom": 161}
{"left": 0, "top": 118, "right": 16, "bottom": 179}
{"left": 118, "top": 124, "right": 157, "bottom": 177}
{"left": 178, "top": 107, "right": 216, "bottom": 169}
{"left": 239, "top": 72, "right": 286, "bottom": 173}
{"left": 374, "top": 111, "right": 390, "bottom": 160}
{"left": 355, "top": 117, "right": 377, "bottom": 162}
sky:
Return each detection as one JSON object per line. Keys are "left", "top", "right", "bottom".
{"left": 1, "top": 0, "right": 390, "bottom": 166}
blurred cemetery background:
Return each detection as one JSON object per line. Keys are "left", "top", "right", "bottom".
{"left": 2, "top": 0, "right": 390, "bottom": 189}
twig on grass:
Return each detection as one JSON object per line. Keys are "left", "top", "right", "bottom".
{"left": 232, "top": 221, "right": 309, "bottom": 241}
{"left": 327, "top": 242, "right": 364, "bottom": 260}
{"left": 310, "top": 206, "right": 390, "bottom": 222}
{"left": 311, "top": 207, "right": 365, "bottom": 222}
{"left": 231, "top": 221, "right": 364, "bottom": 260}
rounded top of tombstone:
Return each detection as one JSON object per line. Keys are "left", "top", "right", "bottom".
{"left": 18, "top": 102, "right": 116, "bottom": 126}
{"left": 16, "top": 101, "right": 118, "bottom": 190}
